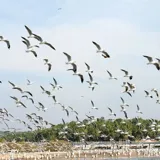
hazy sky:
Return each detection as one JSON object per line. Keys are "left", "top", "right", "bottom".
{"left": 1, "top": 0, "right": 160, "bottom": 130}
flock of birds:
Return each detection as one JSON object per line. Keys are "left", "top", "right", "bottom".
{"left": 0, "top": 25, "right": 160, "bottom": 142}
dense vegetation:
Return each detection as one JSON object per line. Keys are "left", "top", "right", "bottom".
{"left": 1, "top": 118, "right": 160, "bottom": 142}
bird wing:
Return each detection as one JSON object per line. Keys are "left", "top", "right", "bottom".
{"left": 29, "top": 98, "right": 34, "bottom": 104}
{"left": 126, "top": 92, "right": 132, "bottom": 97}
{"left": 21, "top": 37, "right": 30, "bottom": 46}
{"left": 121, "top": 69, "right": 128, "bottom": 75}
{"left": 24, "top": 25, "right": 32, "bottom": 35}
{"left": 10, "top": 96, "right": 18, "bottom": 101}
{"left": 137, "top": 105, "right": 140, "bottom": 110}
{"left": 71, "top": 63, "right": 77, "bottom": 73}
{"left": 91, "top": 100, "right": 94, "bottom": 107}
{"left": 153, "top": 63, "right": 160, "bottom": 70}
{"left": 88, "top": 73, "right": 93, "bottom": 82}
{"left": 32, "top": 34, "right": 43, "bottom": 42}
{"left": 108, "top": 107, "right": 112, "bottom": 113}
{"left": 63, "top": 52, "right": 72, "bottom": 61}
{"left": 102, "top": 51, "right": 110, "bottom": 58}
{"left": 107, "top": 70, "right": 112, "bottom": 77}
{"left": 123, "top": 111, "right": 128, "bottom": 119}
{"left": 44, "top": 42, "right": 56, "bottom": 50}
{"left": 23, "top": 91, "right": 33, "bottom": 97}
{"left": 52, "top": 95, "right": 56, "bottom": 102}
{"left": 40, "top": 85, "right": 45, "bottom": 91}
{"left": 65, "top": 109, "right": 69, "bottom": 116}
{"left": 92, "top": 41, "right": 101, "bottom": 50}
{"left": 53, "top": 77, "right": 57, "bottom": 85}
{"left": 78, "top": 74, "right": 84, "bottom": 83}
{"left": 30, "top": 50, "right": 37, "bottom": 57}
{"left": 144, "top": 90, "right": 149, "bottom": 95}
{"left": 120, "top": 97, "right": 124, "bottom": 103}
{"left": 47, "top": 63, "right": 52, "bottom": 71}
{"left": 143, "top": 55, "right": 153, "bottom": 62}
{"left": 4, "top": 40, "right": 10, "bottom": 49}
{"left": 13, "top": 87, "right": 23, "bottom": 92}
{"left": 19, "top": 102, "right": 27, "bottom": 108}
{"left": 8, "top": 81, "right": 15, "bottom": 87}
{"left": 85, "top": 62, "right": 90, "bottom": 70}
{"left": 62, "top": 118, "right": 65, "bottom": 125}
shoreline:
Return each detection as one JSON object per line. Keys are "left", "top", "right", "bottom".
{"left": 0, "top": 149, "right": 160, "bottom": 159}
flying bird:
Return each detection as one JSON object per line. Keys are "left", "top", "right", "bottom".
{"left": 0, "top": 36, "right": 10, "bottom": 49}
{"left": 106, "top": 70, "right": 118, "bottom": 80}
{"left": 121, "top": 69, "right": 133, "bottom": 80}
{"left": 144, "top": 90, "right": 153, "bottom": 98}
{"left": 85, "top": 62, "right": 93, "bottom": 74}
{"left": 136, "top": 105, "right": 143, "bottom": 114}
{"left": 63, "top": 52, "right": 76, "bottom": 65}
{"left": 43, "top": 59, "right": 52, "bottom": 71}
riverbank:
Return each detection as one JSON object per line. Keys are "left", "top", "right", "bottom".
{"left": 0, "top": 149, "right": 160, "bottom": 159}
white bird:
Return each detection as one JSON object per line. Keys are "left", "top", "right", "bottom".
{"left": 52, "top": 96, "right": 62, "bottom": 106}
{"left": 85, "top": 62, "right": 93, "bottom": 74}
{"left": 143, "top": 55, "right": 156, "bottom": 65}
{"left": 108, "top": 107, "right": 116, "bottom": 117}
{"left": 106, "top": 70, "right": 118, "bottom": 80}
{"left": 92, "top": 41, "right": 110, "bottom": 58}
{"left": 121, "top": 69, "right": 133, "bottom": 80}
{"left": 52, "top": 77, "right": 62, "bottom": 90}
{"left": 0, "top": 36, "right": 10, "bottom": 49}
{"left": 63, "top": 52, "right": 76, "bottom": 65}
{"left": 8, "top": 81, "right": 23, "bottom": 93}
{"left": 144, "top": 90, "right": 153, "bottom": 98}
{"left": 120, "top": 97, "right": 129, "bottom": 107}
{"left": 10, "top": 96, "right": 26, "bottom": 108}
{"left": 136, "top": 105, "right": 143, "bottom": 114}
{"left": 90, "top": 100, "right": 98, "bottom": 110}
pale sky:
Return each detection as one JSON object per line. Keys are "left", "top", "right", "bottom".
{"left": 0, "top": 0, "right": 160, "bottom": 130}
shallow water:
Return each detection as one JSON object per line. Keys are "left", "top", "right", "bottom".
{"left": 80, "top": 157, "right": 160, "bottom": 160}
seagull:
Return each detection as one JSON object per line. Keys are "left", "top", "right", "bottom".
{"left": 52, "top": 96, "right": 62, "bottom": 106}
{"left": 144, "top": 90, "right": 153, "bottom": 98}
{"left": 120, "top": 97, "right": 129, "bottom": 107}
{"left": 67, "top": 63, "right": 84, "bottom": 83}
{"left": 43, "top": 59, "right": 52, "bottom": 71}
{"left": 33, "top": 34, "right": 56, "bottom": 50}
{"left": 92, "top": 41, "right": 110, "bottom": 58}
{"left": 136, "top": 105, "right": 143, "bottom": 114}
{"left": 121, "top": 69, "right": 133, "bottom": 80}
{"left": 10, "top": 96, "right": 26, "bottom": 108}
{"left": 24, "top": 25, "right": 40, "bottom": 39}
{"left": 143, "top": 55, "right": 156, "bottom": 65}
{"left": 8, "top": 81, "right": 23, "bottom": 93}
{"left": 0, "top": 36, "right": 10, "bottom": 49}
{"left": 85, "top": 62, "right": 93, "bottom": 74}
{"left": 91, "top": 100, "right": 98, "bottom": 110}
{"left": 63, "top": 52, "right": 76, "bottom": 65}
{"left": 106, "top": 70, "right": 118, "bottom": 80}
{"left": 27, "top": 79, "right": 35, "bottom": 85}
{"left": 52, "top": 77, "right": 62, "bottom": 90}
{"left": 108, "top": 107, "right": 116, "bottom": 117}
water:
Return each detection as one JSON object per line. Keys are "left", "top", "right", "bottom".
{"left": 81, "top": 158, "right": 160, "bottom": 160}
